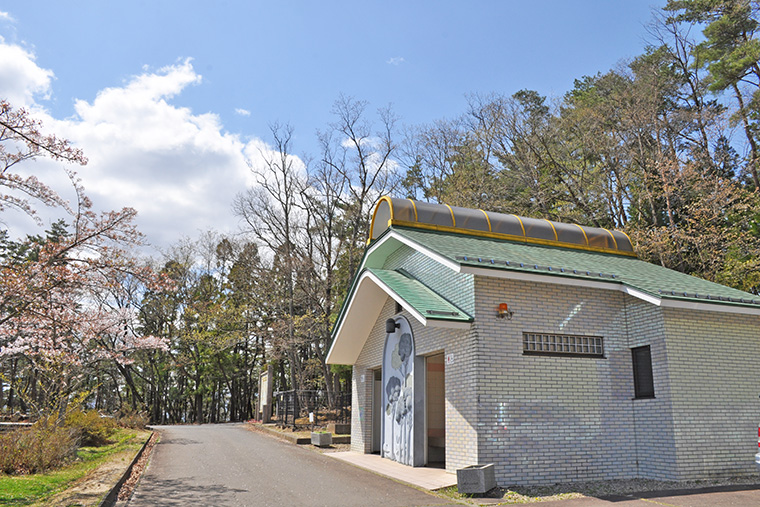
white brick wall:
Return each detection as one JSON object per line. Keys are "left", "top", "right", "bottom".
{"left": 626, "top": 299, "right": 678, "bottom": 479}
{"left": 473, "top": 277, "right": 638, "bottom": 484}
{"left": 662, "top": 308, "right": 760, "bottom": 479}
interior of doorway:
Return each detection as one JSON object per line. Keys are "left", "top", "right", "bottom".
{"left": 426, "top": 353, "right": 445, "bottom": 468}
{"left": 372, "top": 368, "right": 382, "bottom": 454}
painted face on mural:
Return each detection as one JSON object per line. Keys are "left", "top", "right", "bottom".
{"left": 385, "top": 375, "right": 401, "bottom": 406}
{"left": 398, "top": 333, "right": 412, "bottom": 363}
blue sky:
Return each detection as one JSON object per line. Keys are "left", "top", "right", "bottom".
{"left": 0, "top": 1, "right": 666, "bottom": 251}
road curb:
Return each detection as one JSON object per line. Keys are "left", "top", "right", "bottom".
{"left": 99, "top": 430, "right": 155, "bottom": 507}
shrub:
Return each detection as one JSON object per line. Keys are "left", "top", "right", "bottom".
{"left": 65, "top": 410, "right": 117, "bottom": 447}
{"left": 117, "top": 410, "right": 149, "bottom": 429}
{"left": 0, "top": 424, "right": 78, "bottom": 475}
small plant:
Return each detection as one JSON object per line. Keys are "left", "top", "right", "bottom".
{"left": 65, "top": 410, "right": 117, "bottom": 447}
{"left": 0, "top": 423, "right": 78, "bottom": 475}
{"left": 117, "top": 410, "right": 149, "bottom": 429}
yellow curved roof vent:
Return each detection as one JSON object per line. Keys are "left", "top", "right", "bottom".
{"left": 369, "top": 197, "right": 636, "bottom": 257}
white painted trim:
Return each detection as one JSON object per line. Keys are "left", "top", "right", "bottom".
{"left": 659, "top": 298, "right": 760, "bottom": 316}
{"left": 427, "top": 319, "right": 473, "bottom": 329}
{"left": 622, "top": 286, "right": 662, "bottom": 306}
{"left": 461, "top": 265, "right": 617, "bottom": 291}
{"left": 327, "top": 274, "right": 387, "bottom": 363}
{"left": 370, "top": 231, "right": 461, "bottom": 273}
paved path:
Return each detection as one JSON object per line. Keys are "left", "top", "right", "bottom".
{"left": 127, "top": 423, "right": 455, "bottom": 507}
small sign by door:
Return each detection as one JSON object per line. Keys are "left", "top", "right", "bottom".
{"left": 445, "top": 353, "right": 454, "bottom": 365}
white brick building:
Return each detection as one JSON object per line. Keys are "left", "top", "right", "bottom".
{"left": 326, "top": 197, "right": 760, "bottom": 485}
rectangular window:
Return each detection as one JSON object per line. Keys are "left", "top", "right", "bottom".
{"left": 522, "top": 333, "right": 604, "bottom": 358}
{"left": 632, "top": 345, "right": 655, "bottom": 399}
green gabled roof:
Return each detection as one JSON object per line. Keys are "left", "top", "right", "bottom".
{"left": 393, "top": 227, "right": 760, "bottom": 309}
{"left": 366, "top": 268, "right": 472, "bottom": 323}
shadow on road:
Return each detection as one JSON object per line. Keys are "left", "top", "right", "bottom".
{"left": 156, "top": 437, "right": 200, "bottom": 446}
{"left": 130, "top": 477, "right": 248, "bottom": 506}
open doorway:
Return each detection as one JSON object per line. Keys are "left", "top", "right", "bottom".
{"left": 426, "top": 353, "right": 445, "bottom": 468}
{"left": 372, "top": 368, "right": 382, "bottom": 453}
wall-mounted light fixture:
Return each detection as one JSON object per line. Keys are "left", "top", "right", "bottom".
{"left": 386, "top": 318, "right": 400, "bottom": 333}
{"left": 497, "top": 303, "right": 514, "bottom": 320}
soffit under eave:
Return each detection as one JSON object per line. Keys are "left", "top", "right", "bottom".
{"left": 326, "top": 269, "right": 472, "bottom": 365}
{"left": 326, "top": 275, "right": 388, "bottom": 365}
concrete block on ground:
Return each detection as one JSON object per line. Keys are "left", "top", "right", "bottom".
{"left": 457, "top": 463, "right": 496, "bottom": 495}
{"left": 311, "top": 432, "right": 333, "bottom": 447}
{"left": 326, "top": 423, "right": 351, "bottom": 435}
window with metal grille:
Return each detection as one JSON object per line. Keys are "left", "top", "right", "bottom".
{"left": 632, "top": 345, "right": 655, "bottom": 399}
{"left": 522, "top": 332, "right": 604, "bottom": 358}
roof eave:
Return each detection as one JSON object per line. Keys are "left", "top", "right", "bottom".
{"left": 462, "top": 264, "right": 760, "bottom": 316}
{"left": 326, "top": 268, "right": 472, "bottom": 365}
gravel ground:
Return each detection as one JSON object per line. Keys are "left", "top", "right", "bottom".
{"left": 458, "top": 475, "right": 760, "bottom": 504}
{"left": 117, "top": 431, "right": 158, "bottom": 502}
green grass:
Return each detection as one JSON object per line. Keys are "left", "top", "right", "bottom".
{"left": 0, "top": 428, "right": 149, "bottom": 507}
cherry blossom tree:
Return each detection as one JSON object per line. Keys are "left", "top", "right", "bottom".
{"left": 0, "top": 100, "right": 169, "bottom": 420}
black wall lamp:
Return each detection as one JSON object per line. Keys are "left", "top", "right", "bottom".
{"left": 386, "top": 318, "right": 400, "bottom": 333}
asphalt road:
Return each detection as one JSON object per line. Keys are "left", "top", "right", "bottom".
{"left": 126, "top": 423, "right": 455, "bottom": 507}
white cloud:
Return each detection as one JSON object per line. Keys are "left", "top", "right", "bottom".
{"left": 0, "top": 12, "right": 14, "bottom": 22}
{"left": 0, "top": 44, "right": 303, "bottom": 253}
{"left": 386, "top": 57, "right": 405, "bottom": 66}
{"left": 235, "top": 108, "right": 251, "bottom": 117}
{"left": 0, "top": 37, "right": 53, "bottom": 107}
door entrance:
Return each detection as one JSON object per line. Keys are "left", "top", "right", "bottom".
{"left": 426, "top": 353, "right": 445, "bottom": 467}
{"left": 372, "top": 369, "right": 382, "bottom": 453}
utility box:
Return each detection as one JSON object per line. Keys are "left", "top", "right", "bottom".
{"left": 457, "top": 464, "right": 496, "bottom": 495}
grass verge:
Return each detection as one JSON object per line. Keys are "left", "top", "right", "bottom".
{"left": 0, "top": 428, "right": 150, "bottom": 506}
{"left": 437, "top": 484, "right": 585, "bottom": 504}
{"left": 436, "top": 476, "right": 760, "bottom": 505}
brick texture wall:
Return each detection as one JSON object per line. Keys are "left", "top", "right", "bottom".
{"left": 626, "top": 299, "right": 678, "bottom": 479}
{"left": 474, "top": 276, "right": 638, "bottom": 484}
{"left": 663, "top": 308, "right": 760, "bottom": 479}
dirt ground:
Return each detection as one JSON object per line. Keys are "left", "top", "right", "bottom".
{"left": 41, "top": 451, "right": 135, "bottom": 507}
{"left": 39, "top": 430, "right": 154, "bottom": 507}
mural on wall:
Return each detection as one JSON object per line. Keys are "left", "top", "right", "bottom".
{"left": 382, "top": 317, "right": 415, "bottom": 465}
